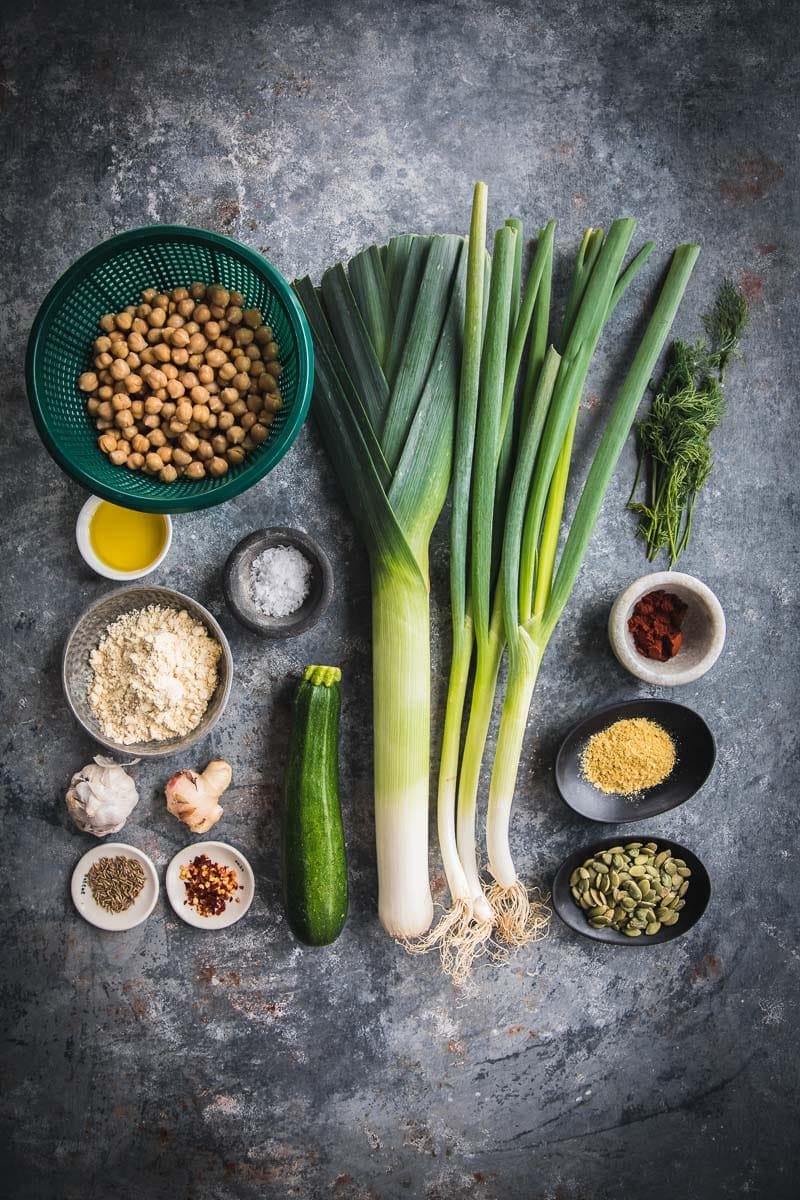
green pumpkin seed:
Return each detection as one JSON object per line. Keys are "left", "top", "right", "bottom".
{"left": 610, "top": 870, "right": 620, "bottom": 888}
{"left": 643, "top": 842, "right": 658, "bottom": 852}
{"left": 625, "top": 842, "right": 642, "bottom": 851}
{"left": 654, "top": 850, "right": 669, "bottom": 868}
{"left": 655, "top": 907, "right": 672, "bottom": 921}
{"left": 623, "top": 926, "right": 642, "bottom": 937}
{"left": 627, "top": 882, "right": 643, "bottom": 901}
{"left": 621, "top": 896, "right": 636, "bottom": 911}
{"left": 628, "top": 865, "right": 646, "bottom": 878}
{"left": 677, "top": 866, "right": 692, "bottom": 879}
{"left": 673, "top": 899, "right": 685, "bottom": 910}
{"left": 661, "top": 911, "right": 679, "bottom": 926}
{"left": 589, "top": 917, "right": 611, "bottom": 928}
{"left": 579, "top": 865, "right": 592, "bottom": 878}
{"left": 679, "top": 881, "right": 689, "bottom": 897}
{"left": 645, "top": 921, "right": 661, "bottom": 935}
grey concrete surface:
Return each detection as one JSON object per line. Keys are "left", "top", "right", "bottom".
{"left": 1, "top": 1, "right": 798, "bottom": 1197}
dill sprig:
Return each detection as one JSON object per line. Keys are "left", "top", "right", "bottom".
{"left": 628, "top": 279, "right": 748, "bottom": 565}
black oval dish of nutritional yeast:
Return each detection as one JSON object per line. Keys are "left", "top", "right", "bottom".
{"left": 554, "top": 698, "right": 716, "bottom": 823}
{"left": 552, "top": 836, "right": 711, "bottom": 946}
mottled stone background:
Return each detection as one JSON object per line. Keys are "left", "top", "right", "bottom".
{"left": 1, "top": 1, "right": 797, "bottom": 1197}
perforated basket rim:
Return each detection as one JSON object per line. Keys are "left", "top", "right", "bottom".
{"left": 26, "top": 224, "right": 314, "bottom": 514}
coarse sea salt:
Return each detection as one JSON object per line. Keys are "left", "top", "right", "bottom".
{"left": 250, "top": 544, "right": 313, "bottom": 618}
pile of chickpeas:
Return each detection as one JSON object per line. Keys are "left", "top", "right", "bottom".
{"left": 77, "top": 283, "right": 283, "bottom": 483}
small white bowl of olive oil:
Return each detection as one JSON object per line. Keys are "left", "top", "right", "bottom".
{"left": 76, "top": 496, "right": 172, "bottom": 580}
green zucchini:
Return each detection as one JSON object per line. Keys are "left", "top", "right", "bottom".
{"left": 282, "top": 665, "right": 348, "bottom": 945}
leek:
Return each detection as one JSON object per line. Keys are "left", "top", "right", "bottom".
{"left": 294, "top": 235, "right": 466, "bottom": 938}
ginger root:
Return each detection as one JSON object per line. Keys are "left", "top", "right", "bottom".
{"left": 165, "top": 759, "right": 232, "bottom": 833}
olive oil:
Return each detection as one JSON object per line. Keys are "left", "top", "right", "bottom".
{"left": 89, "top": 501, "right": 167, "bottom": 573}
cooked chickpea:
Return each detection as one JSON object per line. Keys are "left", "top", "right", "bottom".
{"left": 171, "top": 327, "right": 190, "bottom": 348}
{"left": 171, "top": 347, "right": 190, "bottom": 366}
{"left": 97, "top": 400, "right": 113, "bottom": 420}
{"left": 115, "top": 409, "right": 135, "bottom": 429}
{"left": 112, "top": 393, "right": 131, "bottom": 411}
{"left": 217, "top": 410, "right": 234, "bottom": 431}
{"left": 130, "top": 399, "right": 145, "bottom": 419}
{"left": 127, "top": 353, "right": 141, "bottom": 370}
{"left": 109, "top": 448, "right": 129, "bottom": 466}
{"left": 220, "top": 387, "right": 239, "bottom": 405}
{"left": 179, "top": 432, "right": 200, "bottom": 453}
{"left": 217, "top": 335, "right": 234, "bottom": 354}
{"left": 208, "top": 396, "right": 224, "bottom": 414}
{"left": 184, "top": 461, "right": 206, "bottom": 480}
{"left": 218, "top": 361, "right": 237, "bottom": 382}
{"left": 227, "top": 425, "right": 245, "bottom": 445}
{"left": 206, "top": 347, "right": 226, "bottom": 368}
{"left": 94, "top": 353, "right": 113, "bottom": 370}
{"left": 197, "top": 364, "right": 214, "bottom": 385}
{"left": 234, "top": 326, "right": 254, "bottom": 347}
{"left": 230, "top": 399, "right": 247, "bottom": 418}
{"left": 167, "top": 419, "right": 188, "bottom": 436}
{"left": 232, "top": 372, "right": 249, "bottom": 393}
{"left": 208, "top": 455, "right": 229, "bottom": 476}
{"left": 175, "top": 400, "right": 193, "bottom": 424}
{"left": 87, "top": 397, "right": 101, "bottom": 416}
{"left": 262, "top": 392, "right": 283, "bottom": 413}
{"left": 233, "top": 356, "right": 251, "bottom": 375}
{"left": 99, "top": 314, "right": 116, "bottom": 332}
{"left": 172, "top": 448, "right": 192, "bottom": 467}
{"left": 241, "top": 411, "right": 257, "bottom": 431}
{"left": 142, "top": 413, "right": 160, "bottom": 430}
{"left": 148, "top": 428, "right": 167, "bottom": 448}
{"left": 124, "top": 373, "right": 143, "bottom": 394}
{"left": 159, "top": 464, "right": 178, "bottom": 483}
{"left": 145, "top": 452, "right": 163, "bottom": 473}
{"left": 154, "top": 343, "right": 171, "bottom": 362}
{"left": 226, "top": 446, "right": 246, "bottom": 465}
{"left": 208, "top": 285, "right": 230, "bottom": 308}
{"left": 243, "top": 308, "right": 262, "bottom": 328}
{"left": 251, "top": 422, "right": 269, "bottom": 443}
{"left": 126, "top": 452, "right": 145, "bottom": 470}
{"left": 188, "top": 332, "right": 208, "bottom": 354}
{"left": 258, "top": 372, "right": 277, "bottom": 393}
{"left": 167, "top": 378, "right": 185, "bottom": 399}
{"left": 192, "top": 404, "right": 211, "bottom": 425}
{"left": 95, "top": 418, "right": 113, "bottom": 431}
{"left": 204, "top": 320, "right": 221, "bottom": 341}
{"left": 190, "top": 281, "right": 206, "bottom": 300}
{"left": 226, "top": 305, "right": 243, "bottom": 325}
{"left": 115, "top": 311, "right": 133, "bottom": 332}
{"left": 187, "top": 353, "right": 204, "bottom": 371}
{"left": 194, "top": 439, "right": 213, "bottom": 462}
{"left": 97, "top": 386, "right": 114, "bottom": 401}
{"left": 79, "top": 372, "right": 99, "bottom": 392}
{"left": 161, "top": 402, "right": 176, "bottom": 420}
{"left": 98, "top": 432, "right": 118, "bottom": 453}
{"left": 157, "top": 445, "right": 173, "bottom": 463}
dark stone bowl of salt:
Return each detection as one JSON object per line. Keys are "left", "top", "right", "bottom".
{"left": 223, "top": 527, "right": 333, "bottom": 638}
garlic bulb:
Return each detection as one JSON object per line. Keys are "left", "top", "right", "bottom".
{"left": 66, "top": 756, "right": 139, "bottom": 837}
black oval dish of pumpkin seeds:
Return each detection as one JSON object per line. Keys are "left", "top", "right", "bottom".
{"left": 552, "top": 836, "right": 711, "bottom": 946}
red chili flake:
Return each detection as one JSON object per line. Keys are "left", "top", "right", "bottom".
{"left": 179, "top": 854, "right": 242, "bottom": 917}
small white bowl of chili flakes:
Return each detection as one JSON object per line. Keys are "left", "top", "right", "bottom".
{"left": 165, "top": 841, "right": 254, "bottom": 929}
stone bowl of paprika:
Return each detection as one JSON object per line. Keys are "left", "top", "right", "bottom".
{"left": 608, "top": 571, "right": 726, "bottom": 687}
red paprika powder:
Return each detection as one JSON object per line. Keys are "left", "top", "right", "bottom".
{"left": 628, "top": 589, "right": 688, "bottom": 661}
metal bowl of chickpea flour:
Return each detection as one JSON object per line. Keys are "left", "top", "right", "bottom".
{"left": 26, "top": 226, "right": 313, "bottom": 514}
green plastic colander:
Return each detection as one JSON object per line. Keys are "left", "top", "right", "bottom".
{"left": 26, "top": 225, "right": 314, "bottom": 514}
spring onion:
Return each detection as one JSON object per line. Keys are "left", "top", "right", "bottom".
{"left": 425, "top": 185, "right": 699, "bottom": 975}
